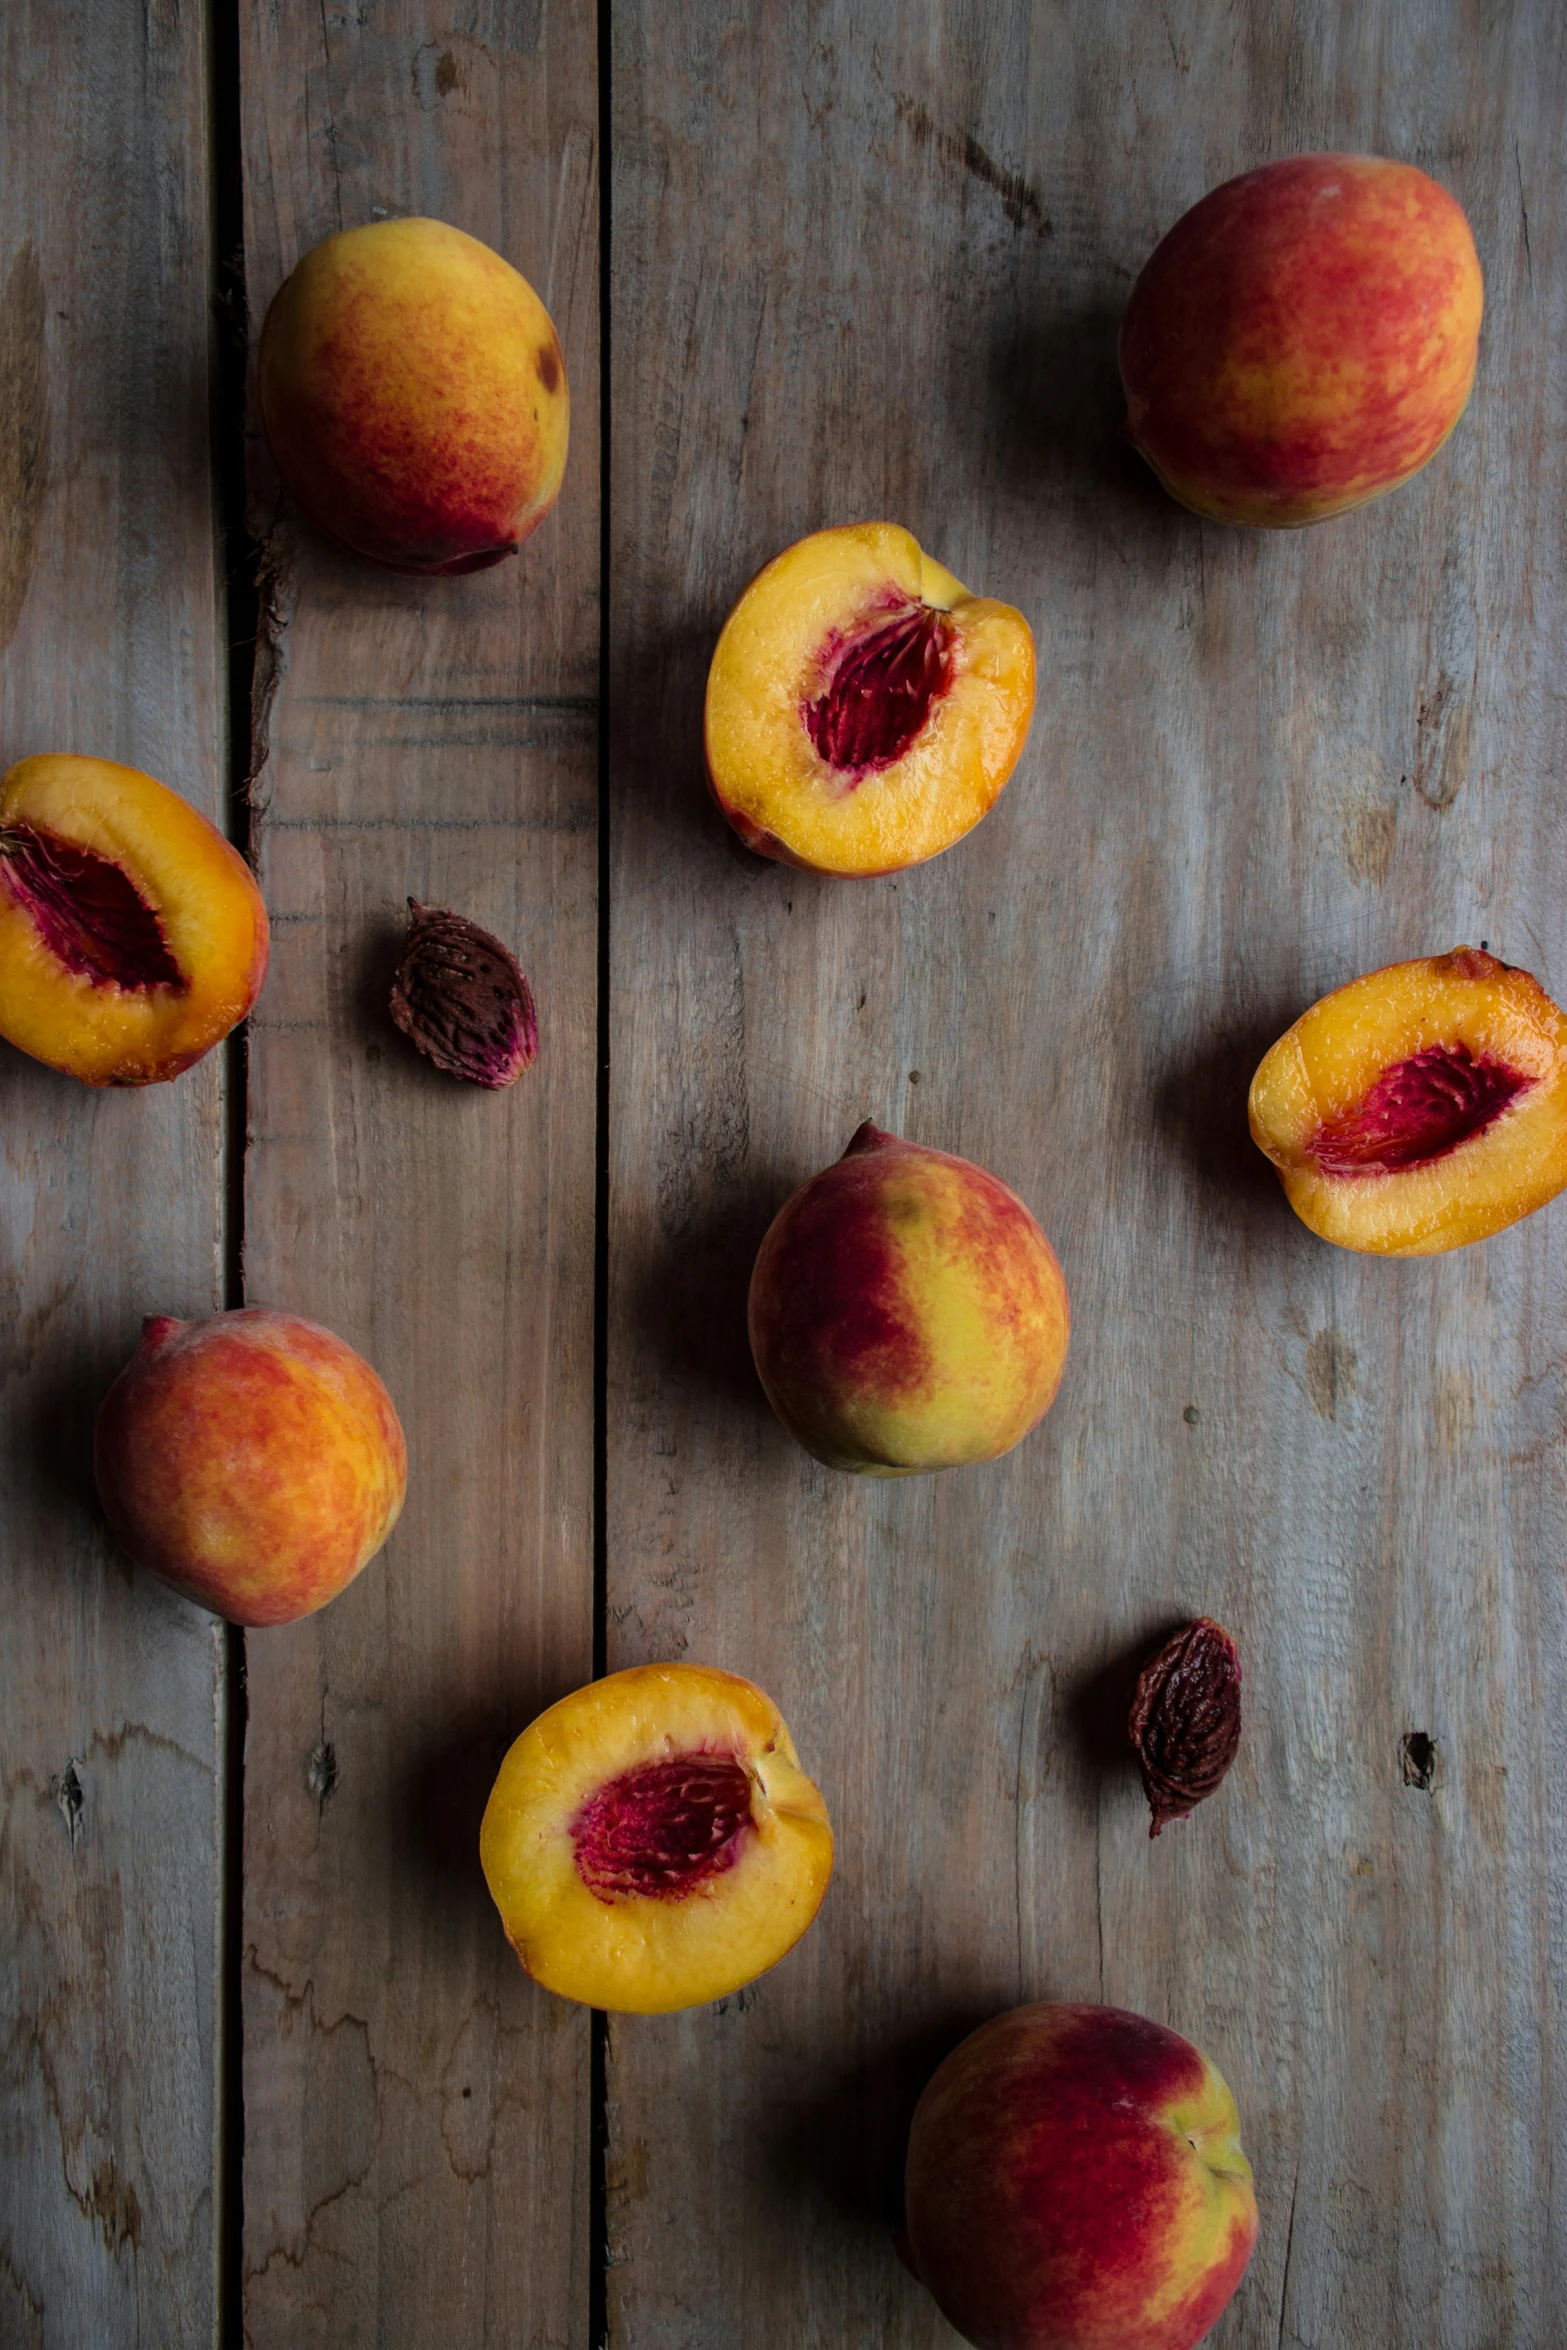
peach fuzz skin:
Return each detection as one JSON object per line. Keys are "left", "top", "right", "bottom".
{"left": 704, "top": 522, "right": 1035, "bottom": 875}
{"left": 1120, "top": 154, "right": 1483, "bottom": 526}
{"left": 94, "top": 1309, "right": 407, "bottom": 1627}
{"left": 479, "top": 1663, "right": 834, "bottom": 2014}
{"left": 748, "top": 1122, "right": 1069, "bottom": 1475}
{"left": 1249, "top": 948, "right": 1567, "bottom": 1256}
{"left": 258, "top": 217, "right": 569, "bottom": 574}
{"left": 0, "top": 755, "right": 268, "bottom": 1085}
{"left": 904, "top": 2003, "right": 1258, "bottom": 2350}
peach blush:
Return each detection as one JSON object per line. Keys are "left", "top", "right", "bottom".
{"left": 258, "top": 216, "right": 569, "bottom": 574}
{"left": 1248, "top": 948, "right": 1567, "bottom": 1255}
{"left": 94, "top": 1309, "right": 406, "bottom": 1626}
{"left": 1120, "top": 154, "right": 1483, "bottom": 526}
{"left": 748, "top": 1121, "right": 1069, "bottom": 1474}
{"left": 0, "top": 755, "right": 268, "bottom": 1085}
{"left": 704, "top": 522, "right": 1035, "bottom": 875}
{"left": 904, "top": 2003, "right": 1258, "bottom": 2350}
{"left": 479, "top": 1663, "right": 833, "bottom": 2014}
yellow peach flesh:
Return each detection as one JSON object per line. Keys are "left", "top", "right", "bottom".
{"left": 0, "top": 754, "right": 268, "bottom": 1085}
{"left": 480, "top": 1663, "right": 834, "bottom": 2014}
{"left": 1249, "top": 950, "right": 1567, "bottom": 1254}
{"left": 705, "top": 522, "right": 1035, "bottom": 875}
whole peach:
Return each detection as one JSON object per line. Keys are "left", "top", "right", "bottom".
{"left": 1120, "top": 154, "right": 1483, "bottom": 525}
{"left": 94, "top": 1309, "right": 406, "bottom": 1626}
{"left": 904, "top": 2003, "right": 1259, "bottom": 2350}
{"left": 258, "top": 216, "right": 569, "bottom": 573}
{"left": 747, "top": 1122, "right": 1069, "bottom": 1474}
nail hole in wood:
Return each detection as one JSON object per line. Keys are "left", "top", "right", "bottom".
{"left": 307, "top": 1740, "right": 339, "bottom": 1810}
{"left": 54, "top": 1758, "right": 84, "bottom": 1847}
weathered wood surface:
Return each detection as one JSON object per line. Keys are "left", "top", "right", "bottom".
{"left": 605, "top": 4, "right": 1567, "bottom": 2346}
{"left": 8, "top": 3, "right": 1567, "bottom": 2345}
{"left": 0, "top": 5, "right": 228, "bottom": 2346}
{"left": 236, "top": 5, "right": 599, "bottom": 2346}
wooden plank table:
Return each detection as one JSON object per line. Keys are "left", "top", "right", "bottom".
{"left": 0, "top": 5, "right": 229, "bottom": 2344}
{"left": 3, "top": 2, "right": 1565, "bottom": 2344}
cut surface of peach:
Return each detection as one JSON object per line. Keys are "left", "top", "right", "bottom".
{"left": 1249, "top": 949, "right": 1567, "bottom": 1255}
{"left": 705, "top": 522, "right": 1035, "bottom": 875}
{"left": 479, "top": 1663, "right": 833, "bottom": 2013}
{"left": 0, "top": 755, "right": 268, "bottom": 1084}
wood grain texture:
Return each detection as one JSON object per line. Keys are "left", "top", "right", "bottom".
{"left": 237, "top": 4, "right": 599, "bottom": 2344}
{"left": 605, "top": 4, "right": 1567, "bottom": 2346}
{"left": 0, "top": 5, "right": 226, "bottom": 2347}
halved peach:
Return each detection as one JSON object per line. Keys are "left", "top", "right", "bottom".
{"left": 1249, "top": 948, "right": 1567, "bottom": 1254}
{"left": 479, "top": 1663, "right": 833, "bottom": 2014}
{"left": 704, "top": 522, "right": 1035, "bottom": 875}
{"left": 0, "top": 755, "right": 268, "bottom": 1085}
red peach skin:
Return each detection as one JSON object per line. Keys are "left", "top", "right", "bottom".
{"left": 95, "top": 1308, "right": 406, "bottom": 1626}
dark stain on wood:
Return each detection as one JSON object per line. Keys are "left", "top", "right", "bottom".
{"left": 1414, "top": 669, "right": 1472, "bottom": 810}
{"left": 412, "top": 43, "right": 462, "bottom": 105}
{"left": 85, "top": 2160, "right": 142, "bottom": 2258}
{"left": 0, "top": 241, "right": 48, "bottom": 654}
{"left": 1344, "top": 800, "right": 1397, "bottom": 886}
{"left": 895, "top": 95, "right": 1050, "bottom": 234}
{"left": 1306, "top": 1329, "right": 1357, "bottom": 1420}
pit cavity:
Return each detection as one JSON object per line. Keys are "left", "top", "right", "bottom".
{"left": 804, "top": 601, "right": 954, "bottom": 777}
{"left": 0, "top": 824, "right": 184, "bottom": 991}
{"left": 570, "top": 1750, "right": 755, "bottom": 1902}
{"left": 1312, "top": 1040, "right": 1532, "bottom": 1176}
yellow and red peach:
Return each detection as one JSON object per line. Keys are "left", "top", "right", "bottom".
{"left": 748, "top": 1121, "right": 1069, "bottom": 1474}
{"left": 1120, "top": 154, "right": 1483, "bottom": 526}
{"left": 257, "top": 216, "right": 569, "bottom": 575}
{"left": 904, "top": 2002, "right": 1258, "bottom": 2350}
{"left": 0, "top": 754, "right": 267, "bottom": 1085}
{"left": 479, "top": 1663, "right": 833, "bottom": 2014}
{"left": 704, "top": 522, "right": 1035, "bottom": 874}
{"left": 94, "top": 1308, "right": 407, "bottom": 1626}
{"left": 1249, "top": 947, "right": 1567, "bottom": 1255}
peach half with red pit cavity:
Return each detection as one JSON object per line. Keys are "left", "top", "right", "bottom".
{"left": 479, "top": 1663, "right": 833, "bottom": 2014}
{"left": 1248, "top": 948, "right": 1567, "bottom": 1255}
{"left": 903, "top": 2002, "right": 1258, "bottom": 2350}
{"left": 748, "top": 1121, "right": 1070, "bottom": 1474}
{"left": 1120, "top": 154, "right": 1483, "bottom": 527}
{"left": 258, "top": 216, "right": 569, "bottom": 575}
{"left": 704, "top": 522, "right": 1035, "bottom": 875}
{"left": 0, "top": 754, "right": 268, "bottom": 1085}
